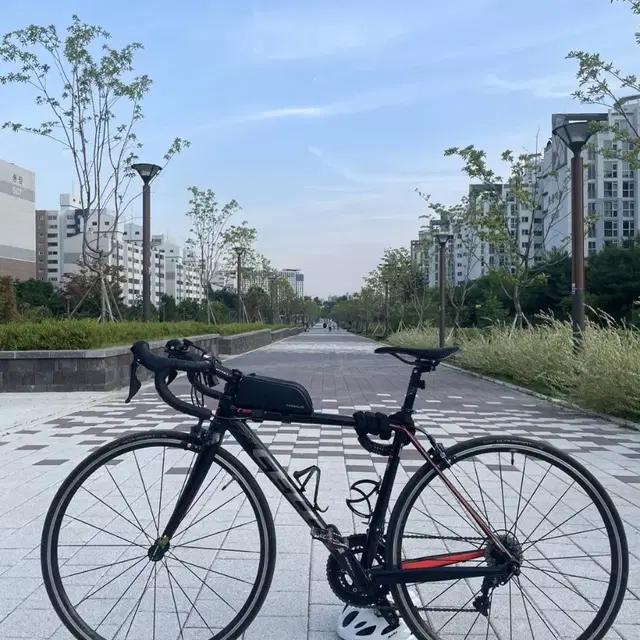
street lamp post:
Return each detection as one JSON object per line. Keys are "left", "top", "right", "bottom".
{"left": 551, "top": 120, "right": 598, "bottom": 351}
{"left": 132, "top": 163, "right": 162, "bottom": 322}
{"left": 436, "top": 231, "right": 454, "bottom": 348}
{"left": 234, "top": 246, "right": 245, "bottom": 322}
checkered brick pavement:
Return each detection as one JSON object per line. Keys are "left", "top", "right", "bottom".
{"left": 0, "top": 327, "right": 639, "bottom": 638}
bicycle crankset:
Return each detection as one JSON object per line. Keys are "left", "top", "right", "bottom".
{"left": 326, "top": 534, "right": 389, "bottom": 607}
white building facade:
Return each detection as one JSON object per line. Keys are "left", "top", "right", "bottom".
{"left": 413, "top": 181, "right": 545, "bottom": 288}
{"left": 544, "top": 99, "right": 640, "bottom": 258}
{"left": 37, "top": 195, "right": 203, "bottom": 306}
{"left": 1, "top": 159, "right": 36, "bottom": 280}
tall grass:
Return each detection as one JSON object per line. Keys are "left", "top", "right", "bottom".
{"left": 389, "top": 315, "right": 640, "bottom": 421}
{"left": 0, "top": 320, "right": 289, "bottom": 351}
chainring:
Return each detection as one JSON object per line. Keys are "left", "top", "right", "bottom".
{"left": 326, "top": 534, "right": 389, "bottom": 607}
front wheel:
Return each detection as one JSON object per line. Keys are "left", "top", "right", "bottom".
{"left": 41, "top": 430, "right": 276, "bottom": 640}
{"left": 386, "top": 436, "right": 628, "bottom": 640}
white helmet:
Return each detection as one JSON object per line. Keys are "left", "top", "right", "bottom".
{"left": 337, "top": 605, "right": 416, "bottom": 640}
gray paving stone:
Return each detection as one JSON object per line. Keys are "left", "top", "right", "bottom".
{"left": 0, "top": 326, "right": 638, "bottom": 639}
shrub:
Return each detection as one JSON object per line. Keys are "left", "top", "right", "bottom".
{"left": 0, "top": 276, "right": 19, "bottom": 323}
{"left": 0, "top": 320, "right": 290, "bottom": 351}
{"left": 389, "top": 316, "right": 640, "bottom": 421}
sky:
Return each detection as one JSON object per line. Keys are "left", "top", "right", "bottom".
{"left": 0, "top": 0, "right": 638, "bottom": 298}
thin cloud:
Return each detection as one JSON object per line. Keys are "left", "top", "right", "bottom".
{"left": 229, "top": 82, "right": 428, "bottom": 124}
{"left": 484, "top": 73, "right": 576, "bottom": 99}
{"left": 239, "top": 6, "right": 410, "bottom": 61}
{"left": 308, "top": 147, "right": 464, "bottom": 185}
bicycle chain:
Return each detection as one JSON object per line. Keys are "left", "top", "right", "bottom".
{"left": 403, "top": 533, "right": 488, "bottom": 612}
{"left": 404, "top": 533, "right": 486, "bottom": 542}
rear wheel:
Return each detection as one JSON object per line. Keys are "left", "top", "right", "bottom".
{"left": 386, "top": 436, "right": 628, "bottom": 640}
{"left": 41, "top": 430, "right": 276, "bottom": 640}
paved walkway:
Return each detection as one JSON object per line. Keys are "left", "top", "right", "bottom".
{"left": 0, "top": 327, "right": 638, "bottom": 639}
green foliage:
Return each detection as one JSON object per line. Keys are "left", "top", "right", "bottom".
{"left": 568, "top": 0, "right": 640, "bottom": 168}
{"left": 0, "top": 276, "right": 19, "bottom": 323}
{"left": 13, "top": 279, "right": 65, "bottom": 315}
{"left": 0, "top": 320, "right": 290, "bottom": 351}
{"left": 390, "top": 316, "right": 640, "bottom": 421}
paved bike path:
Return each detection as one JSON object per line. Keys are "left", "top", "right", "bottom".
{"left": 0, "top": 327, "right": 638, "bottom": 638}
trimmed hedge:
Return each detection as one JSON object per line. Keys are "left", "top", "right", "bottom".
{"left": 0, "top": 320, "right": 290, "bottom": 351}
{"left": 389, "top": 318, "right": 640, "bottom": 422}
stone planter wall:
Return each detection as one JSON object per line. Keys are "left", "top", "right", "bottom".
{"left": 0, "top": 327, "right": 303, "bottom": 392}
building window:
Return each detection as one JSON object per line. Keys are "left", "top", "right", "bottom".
{"left": 47, "top": 268, "right": 57, "bottom": 273}
{"left": 603, "top": 201, "right": 618, "bottom": 218}
{"left": 604, "top": 220, "right": 618, "bottom": 237}
{"left": 587, "top": 182, "right": 596, "bottom": 199}
{"left": 623, "top": 219, "right": 635, "bottom": 237}
{"left": 588, "top": 224, "right": 596, "bottom": 238}
{"left": 588, "top": 202, "right": 597, "bottom": 215}
{"left": 47, "top": 233, "right": 57, "bottom": 238}
{"left": 623, "top": 200, "right": 635, "bottom": 217}
{"left": 520, "top": 216, "right": 529, "bottom": 223}
{"left": 521, "top": 229, "right": 529, "bottom": 235}
{"left": 587, "top": 165, "right": 596, "bottom": 180}
{"left": 588, "top": 240, "right": 597, "bottom": 257}
{"left": 603, "top": 161, "right": 618, "bottom": 179}
{"left": 603, "top": 181, "right": 618, "bottom": 198}
{"left": 622, "top": 162, "right": 633, "bottom": 178}
{"left": 623, "top": 181, "right": 635, "bottom": 198}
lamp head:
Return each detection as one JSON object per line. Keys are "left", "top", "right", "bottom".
{"left": 132, "top": 163, "right": 162, "bottom": 183}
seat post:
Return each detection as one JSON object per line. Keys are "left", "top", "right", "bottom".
{"left": 401, "top": 365, "right": 427, "bottom": 414}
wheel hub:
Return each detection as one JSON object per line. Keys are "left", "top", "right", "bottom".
{"left": 148, "top": 536, "right": 170, "bottom": 562}
{"left": 485, "top": 530, "right": 523, "bottom": 577}
{"left": 473, "top": 531, "right": 523, "bottom": 617}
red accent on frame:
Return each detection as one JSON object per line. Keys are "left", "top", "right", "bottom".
{"left": 400, "top": 549, "right": 485, "bottom": 570}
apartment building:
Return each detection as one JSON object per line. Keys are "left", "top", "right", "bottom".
{"left": 37, "top": 195, "right": 203, "bottom": 306}
{"left": 152, "top": 234, "right": 203, "bottom": 303}
{"left": 413, "top": 179, "right": 545, "bottom": 287}
{"left": 544, "top": 98, "right": 640, "bottom": 257}
{"left": 0, "top": 159, "right": 36, "bottom": 279}
{"left": 279, "top": 268, "right": 304, "bottom": 297}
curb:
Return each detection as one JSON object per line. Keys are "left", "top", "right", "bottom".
{"left": 442, "top": 361, "right": 640, "bottom": 433}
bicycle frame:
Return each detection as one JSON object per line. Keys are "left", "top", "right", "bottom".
{"left": 156, "top": 363, "right": 512, "bottom": 590}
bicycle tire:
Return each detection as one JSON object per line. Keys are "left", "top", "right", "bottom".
{"left": 41, "top": 430, "right": 276, "bottom": 640}
{"left": 386, "top": 436, "right": 629, "bottom": 640}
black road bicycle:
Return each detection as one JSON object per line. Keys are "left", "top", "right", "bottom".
{"left": 41, "top": 339, "right": 629, "bottom": 640}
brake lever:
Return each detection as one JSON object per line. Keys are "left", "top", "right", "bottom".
{"left": 125, "top": 359, "right": 142, "bottom": 403}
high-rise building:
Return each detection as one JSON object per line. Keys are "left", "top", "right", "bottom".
{"left": 544, "top": 98, "right": 640, "bottom": 257}
{"left": 0, "top": 159, "right": 36, "bottom": 280}
{"left": 413, "top": 179, "right": 544, "bottom": 287}
{"left": 36, "top": 195, "right": 203, "bottom": 305}
{"left": 279, "top": 268, "right": 304, "bottom": 297}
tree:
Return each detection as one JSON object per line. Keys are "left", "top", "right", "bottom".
{"left": 416, "top": 190, "right": 484, "bottom": 328}
{"left": 185, "top": 186, "right": 241, "bottom": 322}
{"left": 158, "top": 294, "right": 177, "bottom": 322}
{"left": 368, "top": 248, "right": 431, "bottom": 330}
{"left": 441, "top": 141, "right": 570, "bottom": 327}
{"left": 568, "top": 0, "right": 640, "bottom": 169}
{"left": 0, "top": 16, "right": 189, "bottom": 321}
{"left": 59, "top": 264, "right": 125, "bottom": 318}
{"left": 0, "top": 276, "right": 19, "bottom": 323}
{"left": 13, "top": 279, "right": 65, "bottom": 317}
{"left": 244, "top": 286, "right": 271, "bottom": 322}
{"left": 586, "top": 238, "right": 640, "bottom": 320}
